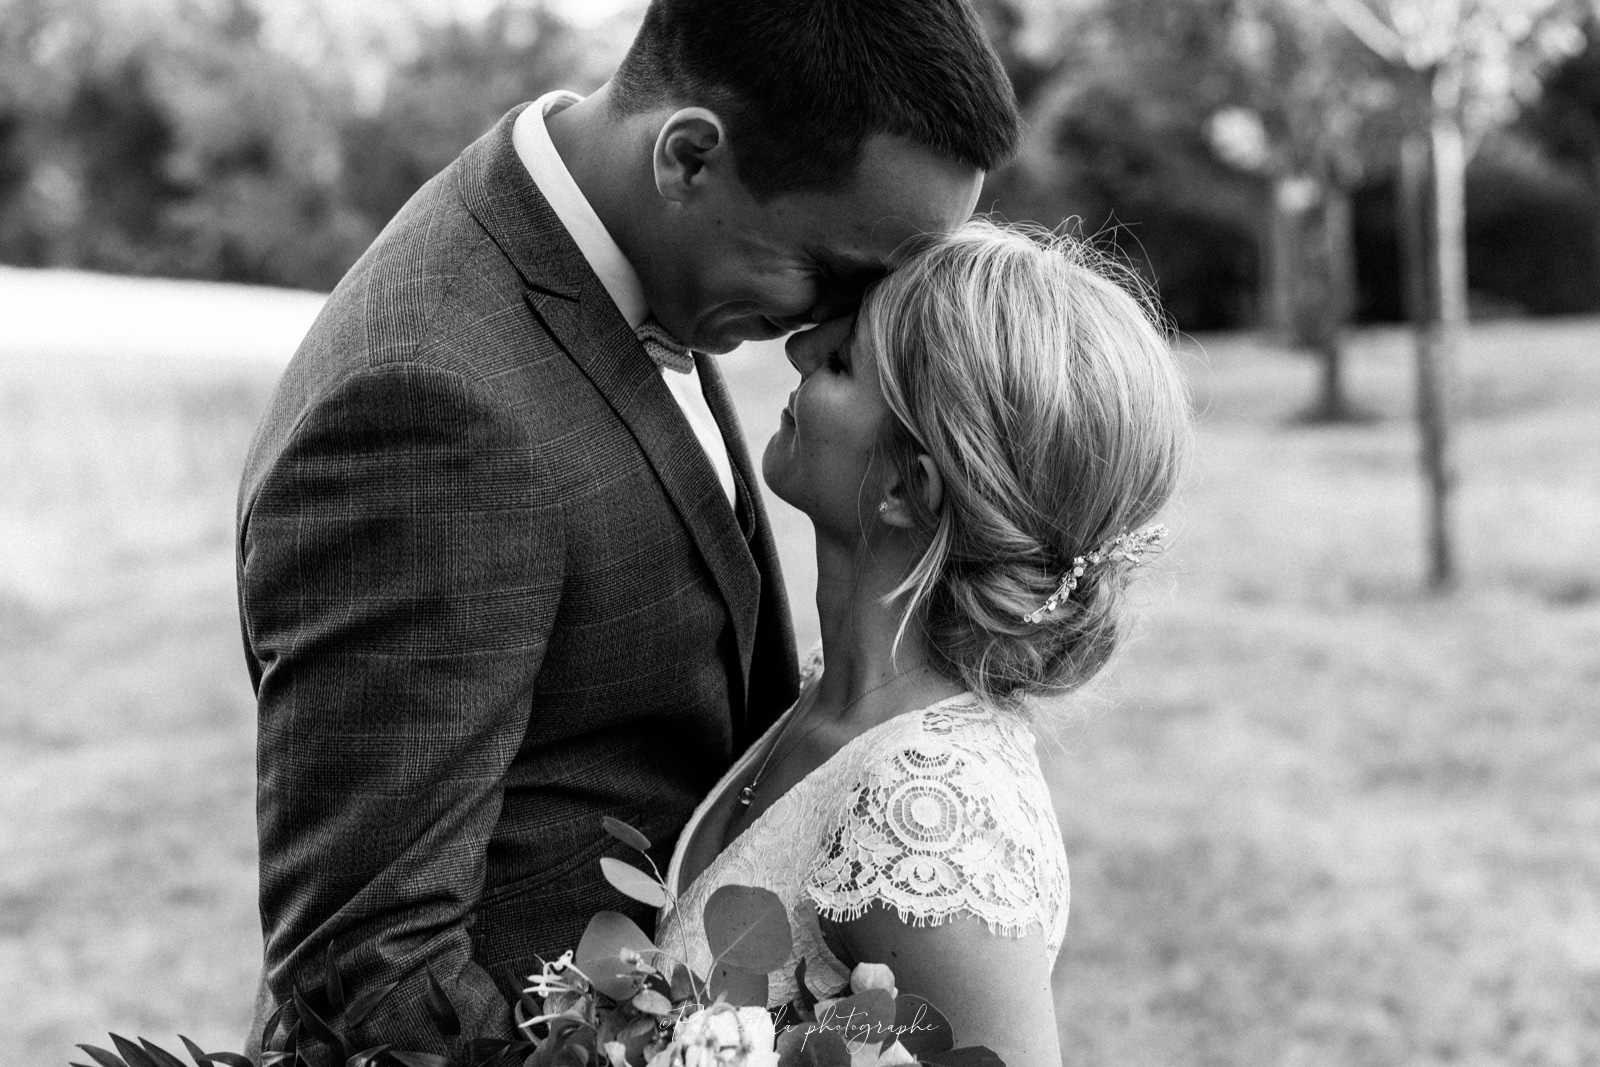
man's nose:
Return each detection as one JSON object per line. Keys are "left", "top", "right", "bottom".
{"left": 785, "top": 330, "right": 820, "bottom": 375}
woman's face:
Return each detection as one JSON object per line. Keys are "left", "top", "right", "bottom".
{"left": 761, "top": 315, "right": 895, "bottom": 540}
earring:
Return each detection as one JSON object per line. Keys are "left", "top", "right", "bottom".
{"left": 877, "top": 501, "right": 889, "bottom": 514}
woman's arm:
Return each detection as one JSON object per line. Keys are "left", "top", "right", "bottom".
{"left": 824, "top": 905, "right": 1062, "bottom": 1066}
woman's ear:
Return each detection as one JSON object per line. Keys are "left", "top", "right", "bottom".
{"left": 877, "top": 455, "right": 944, "bottom": 528}
{"left": 652, "top": 108, "right": 728, "bottom": 202}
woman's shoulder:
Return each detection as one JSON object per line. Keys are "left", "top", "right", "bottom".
{"left": 806, "top": 695, "right": 1069, "bottom": 949}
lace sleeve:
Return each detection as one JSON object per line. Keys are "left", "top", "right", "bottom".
{"left": 803, "top": 707, "right": 1069, "bottom": 948}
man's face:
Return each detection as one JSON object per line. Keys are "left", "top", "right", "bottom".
{"left": 656, "top": 134, "right": 982, "bottom": 354}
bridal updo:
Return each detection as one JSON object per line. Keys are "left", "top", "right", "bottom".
{"left": 862, "top": 219, "right": 1191, "bottom": 711}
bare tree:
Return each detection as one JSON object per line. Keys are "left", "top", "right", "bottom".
{"left": 1324, "top": 0, "right": 1590, "bottom": 590}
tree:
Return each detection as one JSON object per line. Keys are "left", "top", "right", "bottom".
{"left": 1520, "top": 15, "right": 1600, "bottom": 297}
{"left": 1201, "top": 0, "right": 1400, "bottom": 423}
{"left": 1324, "top": 0, "right": 1590, "bottom": 590}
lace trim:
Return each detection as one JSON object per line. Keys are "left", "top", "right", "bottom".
{"left": 804, "top": 704, "right": 1068, "bottom": 947}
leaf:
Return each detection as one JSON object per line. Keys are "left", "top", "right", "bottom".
{"left": 292, "top": 989, "right": 346, "bottom": 1056}
{"left": 630, "top": 988, "right": 673, "bottom": 1016}
{"left": 575, "top": 910, "right": 658, "bottom": 1001}
{"left": 703, "top": 884, "right": 791, "bottom": 973}
{"left": 74, "top": 1045, "right": 126, "bottom": 1067}
{"left": 138, "top": 1039, "right": 190, "bottom": 1067}
{"left": 260, "top": 999, "right": 290, "bottom": 1051}
{"left": 110, "top": 1035, "right": 159, "bottom": 1067}
{"left": 389, "top": 1053, "right": 449, "bottom": 1067}
{"left": 792, "top": 957, "right": 818, "bottom": 1014}
{"left": 345, "top": 976, "right": 403, "bottom": 1028}
{"left": 814, "top": 988, "right": 896, "bottom": 1052}
{"left": 708, "top": 962, "right": 768, "bottom": 1007}
{"left": 601, "top": 817, "right": 652, "bottom": 854}
{"left": 923, "top": 1047, "right": 1006, "bottom": 1067}
{"left": 892, "top": 994, "right": 954, "bottom": 1059}
{"left": 775, "top": 1023, "right": 851, "bottom": 1067}
{"left": 344, "top": 1045, "right": 393, "bottom": 1067}
{"left": 324, "top": 943, "right": 347, "bottom": 1014}
{"left": 200, "top": 1055, "right": 253, "bottom": 1067}
{"left": 598, "top": 857, "right": 669, "bottom": 909}
{"left": 425, "top": 964, "right": 464, "bottom": 1038}
{"left": 668, "top": 963, "right": 698, "bottom": 1003}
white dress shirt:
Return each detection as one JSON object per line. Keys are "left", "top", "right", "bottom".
{"left": 512, "top": 92, "right": 737, "bottom": 508}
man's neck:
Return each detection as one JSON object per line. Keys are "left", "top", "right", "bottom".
{"left": 546, "top": 86, "right": 657, "bottom": 276}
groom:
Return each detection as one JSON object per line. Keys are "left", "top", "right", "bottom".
{"left": 235, "top": 0, "right": 1019, "bottom": 1061}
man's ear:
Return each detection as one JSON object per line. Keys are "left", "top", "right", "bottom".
{"left": 652, "top": 108, "right": 728, "bottom": 203}
{"left": 877, "top": 455, "right": 945, "bottom": 529}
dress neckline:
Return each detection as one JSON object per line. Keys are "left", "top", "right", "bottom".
{"left": 666, "top": 688, "right": 980, "bottom": 900}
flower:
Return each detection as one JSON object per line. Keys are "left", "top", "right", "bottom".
{"left": 849, "top": 962, "right": 897, "bottom": 998}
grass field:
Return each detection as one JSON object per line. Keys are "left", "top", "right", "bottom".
{"left": 2, "top": 268, "right": 1597, "bottom": 1066}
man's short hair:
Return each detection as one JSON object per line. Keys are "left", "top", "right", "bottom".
{"left": 610, "top": 0, "right": 1022, "bottom": 198}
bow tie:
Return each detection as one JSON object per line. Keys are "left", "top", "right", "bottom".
{"left": 635, "top": 319, "right": 695, "bottom": 375}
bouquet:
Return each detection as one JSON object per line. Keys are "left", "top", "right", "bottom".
{"left": 73, "top": 819, "right": 1001, "bottom": 1067}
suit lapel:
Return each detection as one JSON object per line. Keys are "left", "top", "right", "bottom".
{"left": 456, "top": 108, "right": 764, "bottom": 705}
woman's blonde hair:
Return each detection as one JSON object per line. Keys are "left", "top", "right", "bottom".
{"left": 859, "top": 219, "right": 1192, "bottom": 710}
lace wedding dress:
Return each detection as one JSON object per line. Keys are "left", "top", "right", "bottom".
{"left": 658, "top": 654, "right": 1070, "bottom": 1005}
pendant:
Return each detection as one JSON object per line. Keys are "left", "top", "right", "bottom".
{"left": 737, "top": 785, "right": 756, "bottom": 807}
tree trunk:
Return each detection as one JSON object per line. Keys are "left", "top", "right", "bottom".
{"left": 1398, "top": 68, "right": 1465, "bottom": 594}
{"left": 1313, "top": 185, "right": 1357, "bottom": 420}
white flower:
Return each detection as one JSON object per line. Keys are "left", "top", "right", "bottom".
{"left": 849, "top": 962, "right": 897, "bottom": 998}
{"left": 670, "top": 1003, "right": 778, "bottom": 1066}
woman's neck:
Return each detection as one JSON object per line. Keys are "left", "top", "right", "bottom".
{"left": 811, "top": 537, "right": 962, "bottom": 726}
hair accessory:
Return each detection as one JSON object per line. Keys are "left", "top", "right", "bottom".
{"left": 1020, "top": 524, "right": 1167, "bottom": 624}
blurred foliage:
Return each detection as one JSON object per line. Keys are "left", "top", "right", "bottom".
{"left": 0, "top": 0, "right": 1596, "bottom": 326}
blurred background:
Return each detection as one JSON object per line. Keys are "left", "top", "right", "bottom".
{"left": 3, "top": 0, "right": 1598, "bottom": 1064}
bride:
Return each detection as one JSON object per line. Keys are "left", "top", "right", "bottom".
{"left": 656, "top": 220, "right": 1192, "bottom": 1064}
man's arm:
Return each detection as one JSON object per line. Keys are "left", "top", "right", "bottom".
{"left": 240, "top": 360, "right": 562, "bottom": 1063}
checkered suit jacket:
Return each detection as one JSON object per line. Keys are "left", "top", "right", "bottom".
{"left": 235, "top": 107, "right": 799, "bottom": 1063}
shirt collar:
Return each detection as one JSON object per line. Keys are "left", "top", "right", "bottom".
{"left": 512, "top": 90, "right": 649, "bottom": 329}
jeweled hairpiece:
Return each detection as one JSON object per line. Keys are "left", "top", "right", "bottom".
{"left": 1020, "top": 524, "right": 1167, "bottom": 624}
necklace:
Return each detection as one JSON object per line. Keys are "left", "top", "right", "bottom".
{"left": 736, "top": 665, "right": 929, "bottom": 809}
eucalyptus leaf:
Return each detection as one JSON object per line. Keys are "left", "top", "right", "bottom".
{"left": 708, "top": 962, "right": 768, "bottom": 1007}
{"left": 599, "top": 857, "right": 669, "bottom": 908}
{"left": 815, "top": 988, "right": 895, "bottom": 1051}
{"left": 575, "top": 910, "right": 658, "bottom": 1001}
{"left": 892, "top": 994, "right": 954, "bottom": 1058}
{"left": 630, "top": 988, "right": 673, "bottom": 1016}
{"left": 792, "top": 957, "right": 817, "bottom": 1013}
{"left": 600, "top": 817, "right": 652, "bottom": 854}
{"left": 668, "top": 963, "right": 699, "bottom": 1003}
{"left": 774, "top": 1023, "right": 851, "bottom": 1067}
{"left": 924, "top": 1046, "right": 1006, "bottom": 1067}
{"left": 703, "top": 884, "right": 791, "bottom": 972}
{"left": 73, "top": 1044, "right": 125, "bottom": 1067}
